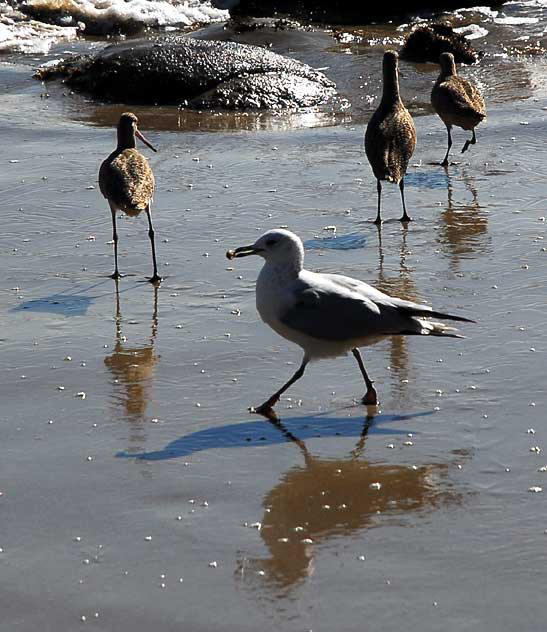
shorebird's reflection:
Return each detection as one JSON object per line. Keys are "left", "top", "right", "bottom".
{"left": 104, "top": 283, "right": 159, "bottom": 437}
{"left": 236, "top": 414, "right": 462, "bottom": 594}
{"left": 373, "top": 225, "right": 418, "bottom": 401}
{"left": 437, "top": 169, "right": 489, "bottom": 272}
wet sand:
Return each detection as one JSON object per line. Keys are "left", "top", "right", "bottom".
{"left": 2, "top": 15, "right": 547, "bottom": 632}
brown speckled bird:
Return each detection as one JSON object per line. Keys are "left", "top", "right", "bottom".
{"left": 99, "top": 112, "right": 161, "bottom": 284}
{"left": 365, "top": 50, "right": 417, "bottom": 224}
{"left": 431, "top": 52, "right": 486, "bottom": 167}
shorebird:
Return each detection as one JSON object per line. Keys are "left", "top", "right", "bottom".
{"left": 365, "top": 50, "right": 417, "bottom": 224}
{"left": 227, "top": 229, "right": 473, "bottom": 414}
{"left": 431, "top": 52, "right": 486, "bottom": 167}
{"left": 99, "top": 112, "right": 161, "bottom": 284}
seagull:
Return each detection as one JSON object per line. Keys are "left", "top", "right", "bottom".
{"left": 99, "top": 112, "right": 161, "bottom": 284}
{"left": 365, "top": 50, "right": 416, "bottom": 224}
{"left": 227, "top": 229, "right": 473, "bottom": 414}
{"left": 431, "top": 52, "right": 486, "bottom": 167}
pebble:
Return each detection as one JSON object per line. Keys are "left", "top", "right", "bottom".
{"left": 530, "top": 446, "right": 542, "bottom": 454}
{"left": 529, "top": 486, "right": 542, "bottom": 493}
{"left": 370, "top": 482, "right": 381, "bottom": 490}
{"left": 208, "top": 561, "right": 218, "bottom": 568}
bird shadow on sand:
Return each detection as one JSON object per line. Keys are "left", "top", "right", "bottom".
{"left": 11, "top": 279, "right": 138, "bottom": 317}
{"left": 116, "top": 408, "right": 434, "bottom": 461}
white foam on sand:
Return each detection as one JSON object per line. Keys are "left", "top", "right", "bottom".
{"left": 0, "top": 10, "right": 77, "bottom": 54}
{"left": 0, "top": 0, "right": 229, "bottom": 54}
{"left": 453, "top": 24, "right": 489, "bottom": 40}
{"left": 23, "top": 0, "right": 229, "bottom": 29}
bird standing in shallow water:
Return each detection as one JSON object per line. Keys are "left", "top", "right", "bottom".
{"left": 227, "top": 229, "right": 473, "bottom": 415}
{"left": 99, "top": 112, "right": 161, "bottom": 284}
{"left": 431, "top": 52, "right": 486, "bottom": 167}
{"left": 365, "top": 50, "right": 416, "bottom": 224}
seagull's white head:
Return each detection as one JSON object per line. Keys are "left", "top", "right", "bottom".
{"left": 226, "top": 229, "right": 304, "bottom": 269}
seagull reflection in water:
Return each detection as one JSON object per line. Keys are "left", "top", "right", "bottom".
{"left": 235, "top": 413, "right": 465, "bottom": 595}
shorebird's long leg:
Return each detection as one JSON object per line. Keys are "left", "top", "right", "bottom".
{"left": 374, "top": 180, "right": 382, "bottom": 225}
{"left": 109, "top": 203, "right": 121, "bottom": 280}
{"left": 441, "top": 125, "right": 452, "bottom": 167}
{"left": 461, "top": 128, "right": 477, "bottom": 155}
{"left": 352, "top": 348, "right": 378, "bottom": 406}
{"left": 145, "top": 205, "right": 162, "bottom": 284}
{"left": 398, "top": 178, "right": 412, "bottom": 222}
{"left": 254, "top": 358, "right": 309, "bottom": 415}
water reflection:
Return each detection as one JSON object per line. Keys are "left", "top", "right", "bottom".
{"left": 74, "top": 103, "right": 348, "bottom": 133}
{"left": 374, "top": 225, "right": 418, "bottom": 401}
{"left": 236, "top": 415, "right": 463, "bottom": 594}
{"left": 104, "top": 283, "right": 159, "bottom": 432}
{"left": 437, "top": 169, "right": 490, "bottom": 272}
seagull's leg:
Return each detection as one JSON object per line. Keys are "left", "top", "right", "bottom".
{"left": 145, "top": 205, "right": 162, "bottom": 285}
{"left": 441, "top": 125, "right": 452, "bottom": 167}
{"left": 253, "top": 358, "right": 309, "bottom": 415}
{"left": 374, "top": 180, "right": 382, "bottom": 225}
{"left": 461, "top": 128, "right": 477, "bottom": 155}
{"left": 109, "top": 203, "right": 121, "bottom": 280}
{"left": 398, "top": 178, "right": 412, "bottom": 223}
{"left": 352, "top": 348, "right": 378, "bottom": 406}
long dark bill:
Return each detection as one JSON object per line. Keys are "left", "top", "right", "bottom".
{"left": 135, "top": 128, "right": 157, "bottom": 152}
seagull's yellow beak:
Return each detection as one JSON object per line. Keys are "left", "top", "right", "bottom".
{"left": 226, "top": 245, "right": 262, "bottom": 259}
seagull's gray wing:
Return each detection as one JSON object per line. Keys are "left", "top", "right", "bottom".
{"left": 322, "top": 273, "right": 473, "bottom": 323}
{"left": 279, "top": 272, "right": 472, "bottom": 342}
{"left": 279, "top": 273, "right": 413, "bottom": 341}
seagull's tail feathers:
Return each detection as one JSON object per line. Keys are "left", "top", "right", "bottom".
{"left": 399, "top": 318, "right": 465, "bottom": 338}
{"left": 426, "top": 310, "right": 475, "bottom": 323}
{"left": 403, "top": 306, "right": 475, "bottom": 323}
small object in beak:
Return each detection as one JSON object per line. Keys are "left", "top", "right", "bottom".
{"left": 135, "top": 128, "right": 157, "bottom": 153}
{"left": 226, "top": 245, "right": 260, "bottom": 259}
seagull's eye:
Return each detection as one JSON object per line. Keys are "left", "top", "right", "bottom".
{"left": 265, "top": 239, "right": 277, "bottom": 247}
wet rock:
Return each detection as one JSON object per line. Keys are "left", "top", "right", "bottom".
{"left": 400, "top": 24, "right": 481, "bottom": 64}
{"left": 35, "top": 36, "right": 335, "bottom": 109}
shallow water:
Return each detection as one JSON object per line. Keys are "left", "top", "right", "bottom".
{"left": 2, "top": 3, "right": 547, "bottom": 631}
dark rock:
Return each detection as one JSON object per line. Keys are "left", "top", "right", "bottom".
{"left": 35, "top": 36, "right": 336, "bottom": 110}
{"left": 400, "top": 23, "right": 481, "bottom": 64}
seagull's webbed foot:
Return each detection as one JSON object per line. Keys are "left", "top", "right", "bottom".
{"left": 399, "top": 213, "right": 412, "bottom": 223}
{"left": 373, "top": 216, "right": 382, "bottom": 226}
{"left": 148, "top": 274, "right": 162, "bottom": 285}
{"left": 361, "top": 386, "right": 378, "bottom": 406}
{"left": 110, "top": 271, "right": 122, "bottom": 280}
{"left": 440, "top": 158, "right": 449, "bottom": 168}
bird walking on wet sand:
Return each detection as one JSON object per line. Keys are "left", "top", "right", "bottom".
{"left": 99, "top": 112, "right": 161, "bottom": 284}
{"left": 431, "top": 52, "right": 486, "bottom": 167}
{"left": 365, "top": 50, "right": 417, "bottom": 224}
{"left": 227, "top": 229, "right": 473, "bottom": 414}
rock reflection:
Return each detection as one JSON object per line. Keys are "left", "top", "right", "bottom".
{"left": 437, "top": 169, "right": 489, "bottom": 272}
{"left": 104, "top": 283, "right": 159, "bottom": 431}
{"left": 72, "top": 103, "right": 348, "bottom": 133}
{"left": 236, "top": 415, "right": 462, "bottom": 594}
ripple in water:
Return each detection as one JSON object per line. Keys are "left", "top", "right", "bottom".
{"left": 304, "top": 233, "right": 368, "bottom": 251}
